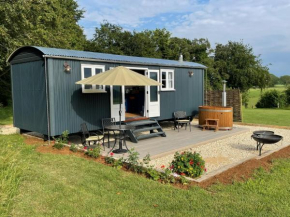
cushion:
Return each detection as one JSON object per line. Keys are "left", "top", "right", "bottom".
{"left": 176, "top": 120, "right": 190, "bottom": 123}
{"left": 86, "top": 135, "right": 104, "bottom": 141}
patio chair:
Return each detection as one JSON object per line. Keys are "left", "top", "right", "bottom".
{"left": 102, "top": 118, "right": 119, "bottom": 148}
{"left": 80, "top": 123, "right": 105, "bottom": 149}
{"left": 173, "top": 111, "right": 191, "bottom": 132}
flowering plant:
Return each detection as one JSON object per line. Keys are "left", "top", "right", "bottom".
{"left": 170, "top": 151, "right": 206, "bottom": 178}
{"left": 105, "top": 152, "right": 115, "bottom": 164}
{"left": 85, "top": 144, "right": 101, "bottom": 158}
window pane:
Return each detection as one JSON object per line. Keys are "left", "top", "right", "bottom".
{"left": 113, "top": 86, "right": 122, "bottom": 104}
{"left": 95, "top": 68, "right": 102, "bottom": 74}
{"left": 150, "top": 72, "right": 158, "bottom": 102}
{"left": 162, "top": 72, "right": 166, "bottom": 79}
{"left": 168, "top": 72, "right": 173, "bottom": 79}
{"left": 84, "top": 68, "right": 92, "bottom": 78}
{"left": 168, "top": 80, "right": 173, "bottom": 88}
{"left": 84, "top": 68, "right": 92, "bottom": 89}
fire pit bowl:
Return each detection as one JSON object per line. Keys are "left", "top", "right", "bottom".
{"left": 253, "top": 130, "right": 274, "bottom": 136}
{"left": 251, "top": 134, "right": 283, "bottom": 156}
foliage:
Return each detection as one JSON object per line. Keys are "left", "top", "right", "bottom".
{"left": 214, "top": 41, "right": 270, "bottom": 92}
{"left": 256, "top": 90, "right": 286, "bottom": 108}
{"left": 112, "top": 157, "right": 124, "bottom": 170}
{"left": 69, "top": 144, "right": 78, "bottom": 152}
{"left": 0, "top": 0, "right": 86, "bottom": 105}
{"left": 268, "top": 74, "right": 280, "bottom": 87}
{"left": 285, "top": 86, "right": 290, "bottom": 105}
{"left": 171, "top": 151, "right": 206, "bottom": 178}
{"left": 280, "top": 75, "right": 290, "bottom": 86}
{"left": 0, "top": 105, "right": 13, "bottom": 125}
{"left": 85, "top": 145, "right": 101, "bottom": 158}
{"left": 105, "top": 152, "right": 115, "bottom": 164}
{"left": 125, "top": 148, "right": 140, "bottom": 172}
{"left": 52, "top": 142, "right": 64, "bottom": 150}
{"left": 160, "top": 167, "right": 175, "bottom": 184}
{"left": 53, "top": 130, "right": 69, "bottom": 146}
{"left": 179, "top": 175, "right": 189, "bottom": 185}
{"left": 146, "top": 168, "right": 160, "bottom": 181}
{"left": 242, "top": 91, "right": 250, "bottom": 108}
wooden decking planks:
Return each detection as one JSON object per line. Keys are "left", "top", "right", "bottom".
{"left": 125, "top": 125, "right": 248, "bottom": 158}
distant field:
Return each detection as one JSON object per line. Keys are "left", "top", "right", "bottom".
{"left": 0, "top": 106, "right": 13, "bottom": 125}
{"left": 243, "top": 85, "right": 289, "bottom": 126}
{"left": 247, "top": 85, "right": 286, "bottom": 109}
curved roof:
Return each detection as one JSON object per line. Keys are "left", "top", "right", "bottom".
{"left": 8, "top": 46, "right": 206, "bottom": 69}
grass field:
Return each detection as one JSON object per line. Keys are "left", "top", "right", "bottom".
{"left": 247, "top": 85, "right": 287, "bottom": 109}
{"left": 242, "top": 85, "right": 289, "bottom": 126}
{"left": 1, "top": 134, "right": 290, "bottom": 216}
{"left": 0, "top": 106, "right": 13, "bottom": 125}
{"left": 243, "top": 108, "right": 290, "bottom": 126}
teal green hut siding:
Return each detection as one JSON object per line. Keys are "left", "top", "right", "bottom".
{"left": 8, "top": 46, "right": 206, "bottom": 137}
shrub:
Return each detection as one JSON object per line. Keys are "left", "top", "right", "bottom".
{"left": 85, "top": 145, "right": 101, "bottom": 158}
{"left": 170, "top": 151, "right": 206, "bottom": 178}
{"left": 69, "top": 144, "right": 78, "bottom": 152}
{"left": 285, "top": 86, "right": 290, "bottom": 105}
{"left": 256, "top": 90, "right": 286, "bottom": 108}
{"left": 105, "top": 152, "right": 115, "bottom": 164}
{"left": 53, "top": 130, "right": 70, "bottom": 149}
{"left": 125, "top": 148, "right": 140, "bottom": 172}
{"left": 52, "top": 142, "right": 64, "bottom": 150}
{"left": 146, "top": 168, "right": 160, "bottom": 181}
{"left": 112, "top": 157, "right": 124, "bottom": 169}
{"left": 160, "top": 166, "right": 175, "bottom": 184}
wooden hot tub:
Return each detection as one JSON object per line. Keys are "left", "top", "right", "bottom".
{"left": 199, "top": 106, "right": 233, "bottom": 130}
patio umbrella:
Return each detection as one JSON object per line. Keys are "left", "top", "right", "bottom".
{"left": 76, "top": 66, "right": 162, "bottom": 125}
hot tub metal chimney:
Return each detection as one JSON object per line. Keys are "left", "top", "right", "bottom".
{"left": 222, "top": 80, "right": 227, "bottom": 107}
{"left": 179, "top": 54, "right": 183, "bottom": 62}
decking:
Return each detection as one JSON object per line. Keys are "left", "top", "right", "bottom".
{"left": 104, "top": 122, "right": 248, "bottom": 159}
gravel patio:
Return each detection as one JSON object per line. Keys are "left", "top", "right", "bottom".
{"left": 100, "top": 120, "right": 289, "bottom": 179}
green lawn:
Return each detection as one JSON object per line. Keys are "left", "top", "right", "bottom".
{"left": 242, "top": 85, "right": 289, "bottom": 126}
{"left": 2, "top": 134, "right": 290, "bottom": 216}
{"left": 0, "top": 106, "right": 13, "bottom": 125}
{"left": 243, "top": 108, "right": 290, "bottom": 126}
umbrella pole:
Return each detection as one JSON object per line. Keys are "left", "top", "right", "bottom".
{"left": 119, "top": 86, "right": 122, "bottom": 127}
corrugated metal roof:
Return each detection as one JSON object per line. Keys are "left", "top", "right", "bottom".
{"left": 35, "top": 46, "right": 206, "bottom": 69}
{"left": 8, "top": 46, "right": 206, "bottom": 68}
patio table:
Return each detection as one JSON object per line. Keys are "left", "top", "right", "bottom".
{"left": 105, "top": 125, "right": 135, "bottom": 154}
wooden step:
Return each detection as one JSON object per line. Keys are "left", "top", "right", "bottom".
{"left": 125, "top": 120, "right": 157, "bottom": 126}
{"left": 133, "top": 126, "right": 161, "bottom": 133}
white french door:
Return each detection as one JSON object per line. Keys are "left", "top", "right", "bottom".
{"left": 147, "top": 70, "right": 160, "bottom": 117}
{"left": 110, "top": 85, "right": 125, "bottom": 122}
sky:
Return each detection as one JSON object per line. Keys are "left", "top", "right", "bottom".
{"left": 77, "top": 0, "right": 290, "bottom": 77}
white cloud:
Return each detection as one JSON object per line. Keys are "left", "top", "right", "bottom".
{"left": 77, "top": 0, "right": 290, "bottom": 75}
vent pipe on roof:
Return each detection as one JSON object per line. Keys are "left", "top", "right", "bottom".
{"left": 179, "top": 54, "right": 183, "bottom": 62}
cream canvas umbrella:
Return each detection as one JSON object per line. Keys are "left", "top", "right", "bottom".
{"left": 76, "top": 66, "right": 162, "bottom": 125}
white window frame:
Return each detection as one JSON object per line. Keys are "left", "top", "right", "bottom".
{"left": 160, "top": 69, "right": 175, "bottom": 91}
{"left": 81, "top": 64, "right": 106, "bottom": 93}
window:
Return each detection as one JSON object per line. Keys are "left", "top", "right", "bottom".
{"left": 160, "top": 69, "right": 174, "bottom": 91}
{"left": 81, "top": 64, "right": 106, "bottom": 93}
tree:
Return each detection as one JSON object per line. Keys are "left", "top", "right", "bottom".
{"left": 285, "top": 86, "right": 290, "bottom": 105}
{"left": 268, "top": 74, "right": 280, "bottom": 87}
{"left": 280, "top": 75, "right": 290, "bottom": 86}
{"left": 256, "top": 90, "right": 286, "bottom": 108}
{"left": 214, "top": 41, "right": 270, "bottom": 92}
{"left": 0, "top": 0, "right": 86, "bottom": 105}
